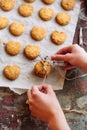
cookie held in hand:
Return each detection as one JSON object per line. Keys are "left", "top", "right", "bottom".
{"left": 34, "top": 60, "right": 51, "bottom": 78}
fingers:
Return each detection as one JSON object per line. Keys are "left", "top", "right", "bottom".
{"left": 39, "top": 84, "right": 53, "bottom": 93}
{"left": 27, "top": 84, "right": 53, "bottom": 98}
{"left": 51, "top": 53, "right": 71, "bottom": 62}
{"left": 51, "top": 54, "right": 66, "bottom": 61}
{"left": 55, "top": 45, "right": 72, "bottom": 54}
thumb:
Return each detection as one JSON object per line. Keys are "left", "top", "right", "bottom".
{"left": 51, "top": 54, "right": 66, "bottom": 61}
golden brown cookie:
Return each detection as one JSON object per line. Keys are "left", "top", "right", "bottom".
{"left": 61, "top": 0, "right": 75, "bottom": 11}
{"left": 3, "top": 65, "right": 20, "bottom": 80}
{"left": 51, "top": 31, "right": 66, "bottom": 45}
{"left": 39, "top": 7, "right": 54, "bottom": 21}
{"left": 18, "top": 3, "right": 34, "bottom": 17}
{"left": 34, "top": 60, "right": 51, "bottom": 78}
{"left": 9, "top": 22, "right": 25, "bottom": 36}
{"left": 24, "top": 0, "right": 35, "bottom": 2}
{"left": 42, "top": 0, "right": 55, "bottom": 4}
{"left": 0, "top": 0, "right": 15, "bottom": 11}
{"left": 31, "top": 26, "right": 46, "bottom": 41}
{"left": 56, "top": 12, "right": 71, "bottom": 26}
{"left": 24, "top": 45, "right": 40, "bottom": 60}
{"left": 5, "top": 41, "right": 22, "bottom": 56}
{"left": 0, "top": 16, "right": 9, "bottom": 29}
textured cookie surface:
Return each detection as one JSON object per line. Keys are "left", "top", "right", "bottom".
{"left": 42, "top": 0, "right": 55, "bottom": 4}
{"left": 5, "top": 41, "right": 22, "bottom": 56}
{"left": 9, "top": 22, "right": 25, "bottom": 36}
{"left": 3, "top": 65, "right": 20, "bottom": 80}
{"left": 18, "top": 3, "right": 34, "bottom": 17}
{"left": 31, "top": 27, "right": 46, "bottom": 41}
{"left": 0, "top": 0, "right": 14, "bottom": 11}
{"left": 51, "top": 31, "right": 66, "bottom": 45}
{"left": 39, "top": 7, "right": 54, "bottom": 21}
{"left": 0, "top": 16, "right": 9, "bottom": 29}
{"left": 24, "top": 45, "right": 40, "bottom": 59}
{"left": 61, "top": 0, "right": 75, "bottom": 10}
{"left": 56, "top": 12, "right": 71, "bottom": 26}
{"left": 24, "top": 0, "right": 35, "bottom": 2}
{"left": 34, "top": 60, "right": 51, "bottom": 78}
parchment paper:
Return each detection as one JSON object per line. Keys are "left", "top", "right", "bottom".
{"left": 0, "top": 0, "right": 81, "bottom": 94}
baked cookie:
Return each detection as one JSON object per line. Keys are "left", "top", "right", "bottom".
{"left": 24, "top": 0, "right": 35, "bottom": 2}
{"left": 9, "top": 22, "right": 25, "bottom": 36}
{"left": 3, "top": 65, "right": 20, "bottom": 80}
{"left": 51, "top": 31, "right": 66, "bottom": 45}
{"left": 0, "top": 0, "right": 15, "bottom": 11}
{"left": 5, "top": 41, "right": 22, "bottom": 56}
{"left": 31, "top": 26, "right": 46, "bottom": 41}
{"left": 24, "top": 45, "right": 40, "bottom": 60}
{"left": 61, "top": 0, "right": 76, "bottom": 11}
{"left": 42, "top": 0, "right": 55, "bottom": 4}
{"left": 34, "top": 60, "right": 51, "bottom": 78}
{"left": 0, "top": 16, "right": 9, "bottom": 29}
{"left": 39, "top": 7, "right": 54, "bottom": 21}
{"left": 18, "top": 3, "right": 34, "bottom": 17}
{"left": 56, "top": 12, "right": 71, "bottom": 26}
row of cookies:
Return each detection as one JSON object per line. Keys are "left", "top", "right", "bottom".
{"left": 5, "top": 41, "right": 40, "bottom": 59}
{"left": 3, "top": 59, "right": 52, "bottom": 80}
{"left": 3, "top": 41, "right": 52, "bottom": 80}
{"left": 0, "top": 16, "right": 67, "bottom": 45}
{"left": 0, "top": 1, "right": 72, "bottom": 23}
{"left": 0, "top": 0, "right": 76, "bottom": 12}
{"left": 0, "top": 3, "right": 71, "bottom": 23}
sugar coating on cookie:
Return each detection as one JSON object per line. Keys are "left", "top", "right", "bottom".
{"left": 34, "top": 60, "right": 51, "bottom": 78}
{"left": 18, "top": 3, "right": 34, "bottom": 17}
{"left": 0, "top": 0, "right": 15, "bottom": 11}
{"left": 42, "top": 0, "right": 55, "bottom": 4}
{"left": 0, "top": 16, "right": 9, "bottom": 29}
{"left": 24, "top": 45, "right": 40, "bottom": 59}
{"left": 51, "top": 31, "right": 66, "bottom": 45}
{"left": 61, "top": 0, "right": 76, "bottom": 11}
{"left": 3, "top": 65, "right": 20, "bottom": 80}
{"left": 31, "top": 26, "right": 46, "bottom": 41}
{"left": 9, "top": 22, "right": 25, "bottom": 36}
{"left": 39, "top": 7, "right": 54, "bottom": 21}
{"left": 24, "top": 0, "right": 35, "bottom": 2}
{"left": 5, "top": 41, "right": 22, "bottom": 56}
{"left": 56, "top": 12, "right": 71, "bottom": 26}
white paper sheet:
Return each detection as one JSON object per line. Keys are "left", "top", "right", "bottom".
{"left": 0, "top": 0, "right": 81, "bottom": 94}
